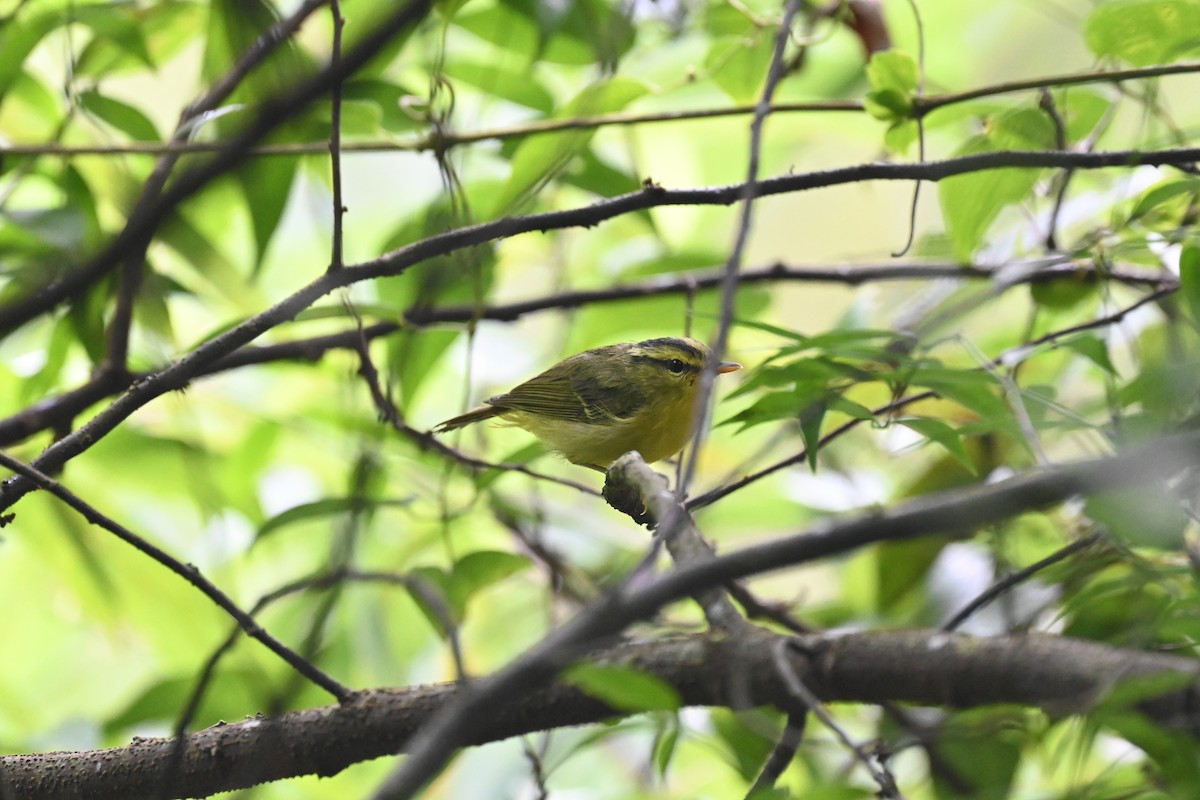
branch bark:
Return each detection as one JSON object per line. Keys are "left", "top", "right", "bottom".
{"left": 3, "top": 629, "right": 1195, "bottom": 800}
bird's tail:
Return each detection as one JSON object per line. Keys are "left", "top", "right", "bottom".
{"left": 432, "top": 405, "right": 502, "bottom": 433}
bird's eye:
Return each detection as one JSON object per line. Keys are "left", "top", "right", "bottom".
{"left": 666, "top": 359, "right": 687, "bottom": 374}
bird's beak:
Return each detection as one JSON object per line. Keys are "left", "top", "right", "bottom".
{"left": 717, "top": 361, "right": 742, "bottom": 374}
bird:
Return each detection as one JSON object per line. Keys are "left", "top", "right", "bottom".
{"left": 433, "top": 337, "right": 742, "bottom": 470}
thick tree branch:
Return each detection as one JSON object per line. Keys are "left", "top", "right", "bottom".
{"left": 3, "top": 629, "right": 1195, "bottom": 800}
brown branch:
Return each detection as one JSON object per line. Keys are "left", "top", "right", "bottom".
{"left": 602, "top": 453, "right": 750, "bottom": 632}
{"left": 4, "top": 628, "right": 1196, "bottom": 800}
{"left": 0, "top": 257, "right": 1165, "bottom": 448}
{"left": 4, "top": 147, "right": 1196, "bottom": 511}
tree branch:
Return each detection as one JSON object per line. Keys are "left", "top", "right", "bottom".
{"left": 0, "top": 0, "right": 433, "bottom": 337}
{"left": 3, "top": 147, "right": 1194, "bottom": 510}
{"left": 370, "top": 429, "right": 1200, "bottom": 797}
{"left": 3, "top": 628, "right": 1196, "bottom": 800}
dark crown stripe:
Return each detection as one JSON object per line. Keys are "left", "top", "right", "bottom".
{"left": 638, "top": 337, "right": 705, "bottom": 362}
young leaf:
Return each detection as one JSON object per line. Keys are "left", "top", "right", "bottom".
{"left": 864, "top": 50, "right": 918, "bottom": 122}
{"left": 1085, "top": 0, "right": 1200, "bottom": 66}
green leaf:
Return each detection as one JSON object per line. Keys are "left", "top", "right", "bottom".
{"left": 827, "top": 395, "right": 876, "bottom": 421}
{"left": 254, "top": 497, "right": 411, "bottom": 543}
{"left": 711, "top": 709, "right": 779, "bottom": 781}
{"left": 652, "top": 717, "right": 680, "bottom": 778}
{"left": 0, "top": 8, "right": 67, "bottom": 100}
{"left": 799, "top": 401, "right": 826, "bottom": 471}
{"left": 1060, "top": 335, "right": 1116, "bottom": 375}
{"left": 489, "top": 76, "right": 648, "bottom": 215}
{"left": 104, "top": 671, "right": 260, "bottom": 734}
{"left": 1179, "top": 245, "right": 1200, "bottom": 326}
{"left": 564, "top": 663, "right": 681, "bottom": 712}
{"left": 705, "top": 33, "right": 776, "bottom": 103}
{"left": 72, "top": 3, "right": 154, "bottom": 71}
{"left": 453, "top": 0, "right": 634, "bottom": 66}
{"left": 447, "top": 550, "right": 531, "bottom": 609}
{"left": 864, "top": 51, "right": 918, "bottom": 122}
{"left": 1029, "top": 276, "right": 1096, "bottom": 310}
{"left": 909, "top": 366, "right": 1010, "bottom": 421}
{"left": 235, "top": 149, "right": 299, "bottom": 272}
{"left": 875, "top": 537, "right": 947, "bottom": 613}
{"left": 441, "top": 59, "right": 554, "bottom": 112}
{"left": 1100, "top": 710, "right": 1200, "bottom": 793}
{"left": 898, "top": 417, "right": 975, "bottom": 473}
{"left": 76, "top": 2, "right": 204, "bottom": 77}
{"left": 932, "top": 708, "right": 1026, "bottom": 800}
{"left": 406, "top": 567, "right": 457, "bottom": 632}
{"left": 1129, "top": 178, "right": 1200, "bottom": 222}
{"left": 884, "top": 118, "right": 920, "bottom": 153}
{"left": 1085, "top": 488, "right": 1189, "bottom": 549}
{"left": 1085, "top": 0, "right": 1200, "bottom": 66}
{"left": 341, "top": 79, "right": 421, "bottom": 134}
{"left": 938, "top": 108, "right": 1056, "bottom": 261}
{"left": 78, "top": 90, "right": 160, "bottom": 141}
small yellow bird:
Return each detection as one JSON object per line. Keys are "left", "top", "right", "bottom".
{"left": 433, "top": 337, "right": 741, "bottom": 470}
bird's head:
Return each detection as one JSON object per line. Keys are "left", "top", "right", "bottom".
{"left": 627, "top": 337, "right": 741, "bottom": 396}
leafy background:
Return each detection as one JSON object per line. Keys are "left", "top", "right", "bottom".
{"left": 2, "top": 0, "right": 1200, "bottom": 797}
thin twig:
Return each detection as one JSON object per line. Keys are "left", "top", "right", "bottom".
{"left": 746, "top": 710, "right": 808, "bottom": 798}
{"left": 6, "top": 60, "right": 1200, "bottom": 162}
{"left": 1039, "top": 88, "right": 1071, "bottom": 252}
{"left": 773, "top": 640, "right": 904, "bottom": 798}
{"left": 891, "top": 0, "right": 926, "bottom": 258}
{"left": 941, "top": 532, "right": 1104, "bottom": 632}
{"left": 0, "top": 448, "right": 353, "bottom": 702}
{"left": 5, "top": 147, "right": 1198, "bottom": 511}
{"left": 682, "top": 0, "right": 804, "bottom": 496}
{"left": 328, "top": 0, "right": 346, "bottom": 271}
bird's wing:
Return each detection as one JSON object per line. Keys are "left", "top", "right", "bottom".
{"left": 490, "top": 362, "right": 645, "bottom": 423}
